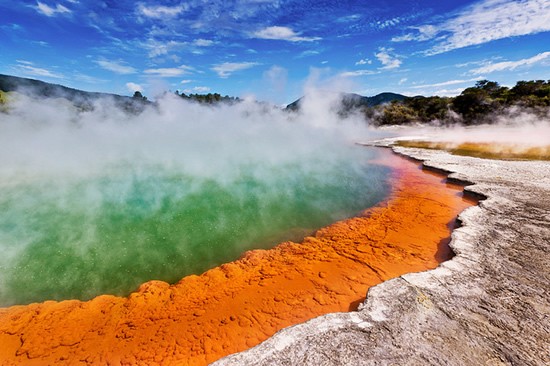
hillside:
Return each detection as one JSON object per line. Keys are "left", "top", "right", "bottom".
{"left": 0, "top": 74, "right": 238, "bottom": 110}
{"left": 2, "top": 74, "right": 548, "bottom": 126}
{"left": 285, "top": 92, "right": 406, "bottom": 111}
{"left": 0, "top": 74, "right": 150, "bottom": 113}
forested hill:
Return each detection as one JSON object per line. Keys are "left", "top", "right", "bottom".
{"left": 286, "top": 92, "right": 406, "bottom": 111}
{"left": 0, "top": 74, "right": 240, "bottom": 109}
{"left": 0, "top": 74, "right": 150, "bottom": 112}
{"left": 0, "top": 74, "right": 139, "bottom": 102}
{"left": 369, "top": 80, "right": 550, "bottom": 126}
{"left": 1, "top": 74, "right": 548, "bottom": 126}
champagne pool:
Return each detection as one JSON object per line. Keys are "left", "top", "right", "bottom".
{"left": 0, "top": 151, "right": 389, "bottom": 306}
{"left": 0, "top": 96, "right": 392, "bottom": 306}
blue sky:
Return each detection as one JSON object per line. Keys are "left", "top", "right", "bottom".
{"left": 0, "top": 0, "right": 549, "bottom": 104}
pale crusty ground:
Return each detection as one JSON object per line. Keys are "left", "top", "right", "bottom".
{"left": 215, "top": 140, "right": 550, "bottom": 366}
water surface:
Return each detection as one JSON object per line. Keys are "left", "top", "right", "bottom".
{"left": 0, "top": 147, "right": 390, "bottom": 306}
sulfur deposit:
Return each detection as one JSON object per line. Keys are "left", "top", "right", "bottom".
{"left": 0, "top": 149, "right": 474, "bottom": 365}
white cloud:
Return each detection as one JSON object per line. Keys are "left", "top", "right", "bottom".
{"left": 355, "top": 58, "right": 372, "bottom": 66}
{"left": 138, "top": 3, "right": 187, "bottom": 18}
{"left": 391, "top": 25, "right": 437, "bottom": 42}
{"left": 144, "top": 65, "right": 194, "bottom": 77}
{"left": 470, "top": 51, "right": 550, "bottom": 74}
{"left": 194, "top": 39, "right": 214, "bottom": 47}
{"left": 95, "top": 59, "right": 136, "bottom": 74}
{"left": 183, "top": 86, "right": 211, "bottom": 94}
{"left": 126, "top": 82, "right": 143, "bottom": 93}
{"left": 393, "top": 0, "right": 550, "bottom": 54}
{"left": 35, "top": 2, "right": 71, "bottom": 17}
{"left": 34, "top": 40, "right": 49, "bottom": 47}
{"left": 143, "top": 39, "right": 187, "bottom": 58}
{"left": 180, "top": 79, "right": 193, "bottom": 84}
{"left": 212, "top": 62, "right": 259, "bottom": 78}
{"left": 169, "top": 54, "right": 181, "bottom": 63}
{"left": 391, "top": 34, "right": 416, "bottom": 42}
{"left": 252, "top": 26, "right": 321, "bottom": 42}
{"left": 373, "top": 17, "right": 402, "bottom": 29}
{"left": 14, "top": 60, "right": 64, "bottom": 79}
{"left": 410, "top": 77, "right": 486, "bottom": 89}
{"left": 337, "top": 14, "right": 361, "bottom": 23}
{"left": 398, "top": 78, "right": 408, "bottom": 85}
{"left": 339, "top": 69, "right": 379, "bottom": 77}
{"left": 15, "top": 60, "right": 33, "bottom": 65}
{"left": 454, "top": 60, "right": 491, "bottom": 68}
{"left": 403, "top": 87, "right": 465, "bottom": 97}
{"left": 431, "top": 88, "right": 465, "bottom": 97}
{"left": 375, "top": 47, "right": 402, "bottom": 69}
{"left": 297, "top": 50, "right": 320, "bottom": 58}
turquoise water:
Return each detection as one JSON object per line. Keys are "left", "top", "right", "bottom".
{"left": 0, "top": 148, "right": 390, "bottom": 306}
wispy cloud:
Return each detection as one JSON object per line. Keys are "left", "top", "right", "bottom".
{"left": 355, "top": 58, "right": 372, "bottom": 66}
{"left": 126, "top": 82, "right": 143, "bottom": 93}
{"left": 410, "top": 77, "right": 486, "bottom": 89}
{"left": 372, "top": 16, "right": 402, "bottom": 30}
{"left": 470, "top": 51, "right": 550, "bottom": 74}
{"left": 392, "top": 0, "right": 550, "bottom": 55}
{"left": 33, "top": 40, "right": 49, "bottom": 47}
{"left": 212, "top": 62, "right": 259, "bottom": 78}
{"left": 73, "top": 73, "right": 107, "bottom": 84}
{"left": 95, "top": 59, "right": 136, "bottom": 74}
{"left": 391, "top": 25, "right": 436, "bottom": 42}
{"left": 183, "top": 86, "right": 211, "bottom": 93}
{"left": 252, "top": 26, "right": 321, "bottom": 42}
{"left": 143, "top": 39, "right": 187, "bottom": 58}
{"left": 14, "top": 60, "right": 64, "bottom": 79}
{"left": 339, "top": 69, "right": 379, "bottom": 77}
{"left": 375, "top": 47, "right": 402, "bottom": 69}
{"left": 297, "top": 50, "right": 320, "bottom": 58}
{"left": 138, "top": 3, "right": 187, "bottom": 18}
{"left": 194, "top": 39, "right": 215, "bottom": 47}
{"left": 336, "top": 14, "right": 361, "bottom": 23}
{"left": 429, "top": 88, "right": 465, "bottom": 97}
{"left": 35, "top": 2, "right": 71, "bottom": 17}
{"left": 144, "top": 65, "right": 194, "bottom": 77}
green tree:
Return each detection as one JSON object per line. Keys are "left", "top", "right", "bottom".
{"left": 132, "top": 91, "right": 147, "bottom": 101}
{"left": 376, "top": 101, "right": 418, "bottom": 125}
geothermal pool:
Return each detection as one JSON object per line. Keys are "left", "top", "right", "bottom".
{"left": 0, "top": 148, "right": 389, "bottom": 306}
{"left": 0, "top": 94, "right": 391, "bottom": 306}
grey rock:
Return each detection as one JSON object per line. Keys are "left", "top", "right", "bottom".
{"left": 213, "top": 144, "right": 550, "bottom": 366}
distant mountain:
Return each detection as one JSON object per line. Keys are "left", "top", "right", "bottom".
{"left": 0, "top": 74, "right": 149, "bottom": 112}
{"left": 285, "top": 92, "right": 407, "bottom": 111}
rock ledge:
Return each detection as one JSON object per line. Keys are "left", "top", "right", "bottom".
{"left": 214, "top": 143, "right": 550, "bottom": 366}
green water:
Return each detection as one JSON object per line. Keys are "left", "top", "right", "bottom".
{"left": 0, "top": 150, "right": 390, "bottom": 306}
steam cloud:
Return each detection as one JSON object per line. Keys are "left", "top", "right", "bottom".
{"left": 389, "top": 106, "right": 550, "bottom": 153}
{"left": 0, "top": 90, "right": 389, "bottom": 306}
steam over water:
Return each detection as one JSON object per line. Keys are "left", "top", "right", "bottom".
{"left": 0, "top": 92, "right": 390, "bottom": 306}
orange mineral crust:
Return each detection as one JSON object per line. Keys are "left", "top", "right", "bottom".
{"left": 0, "top": 149, "right": 476, "bottom": 366}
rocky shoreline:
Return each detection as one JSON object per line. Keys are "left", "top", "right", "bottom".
{"left": 215, "top": 142, "right": 550, "bottom": 366}
{"left": 0, "top": 148, "right": 473, "bottom": 365}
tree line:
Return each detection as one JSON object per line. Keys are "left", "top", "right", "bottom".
{"left": 372, "top": 80, "right": 550, "bottom": 126}
{"left": 174, "top": 91, "right": 240, "bottom": 104}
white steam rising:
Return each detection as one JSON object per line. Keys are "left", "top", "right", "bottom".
{"left": 392, "top": 106, "right": 550, "bottom": 148}
{"left": 0, "top": 91, "right": 381, "bottom": 183}
{"left": 0, "top": 89, "right": 390, "bottom": 305}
